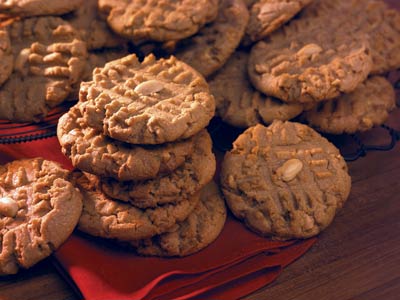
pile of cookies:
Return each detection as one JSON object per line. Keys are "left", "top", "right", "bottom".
{"left": 211, "top": 0, "right": 399, "bottom": 133}
{"left": 0, "top": 0, "right": 398, "bottom": 261}
{"left": 0, "top": 0, "right": 129, "bottom": 122}
{"left": 57, "top": 53, "right": 226, "bottom": 257}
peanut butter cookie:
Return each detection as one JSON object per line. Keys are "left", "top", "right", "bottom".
{"left": 79, "top": 54, "right": 215, "bottom": 144}
{"left": 101, "top": 130, "right": 215, "bottom": 208}
{"left": 98, "top": 0, "right": 218, "bottom": 44}
{"left": 304, "top": 76, "right": 396, "bottom": 134}
{"left": 0, "top": 28, "right": 13, "bottom": 86}
{"left": 0, "top": 0, "right": 82, "bottom": 17}
{"left": 245, "top": 0, "right": 313, "bottom": 44}
{"left": 0, "top": 16, "right": 87, "bottom": 122}
{"left": 209, "top": 51, "right": 303, "bottom": 128}
{"left": 131, "top": 181, "right": 226, "bottom": 257}
{"left": 75, "top": 172, "right": 200, "bottom": 241}
{"left": 300, "top": 0, "right": 400, "bottom": 75}
{"left": 64, "top": 0, "right": 125, "bottom": 50}
{"left": 248, "top": 15, "right": 372, "bottom": 104}
{"left": 0, "top": 158, "right": 82, "bottom": 275}
{"left": 58, "top": 104, "right": 195, "bottom": 181}
{"left": 175, "top": 0, "right": 249, "bottom": 77}
{"left": 67, "top": 48, "right": 130, "bottom": 101}
{"left": 220, "top": 121, "right": 351, "bottom": 240}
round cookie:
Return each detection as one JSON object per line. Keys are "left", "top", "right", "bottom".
{"left": 75, "top": 172, "right": 201, "bottom": 241}
{"left": 220, "top": 121, "right": 351, "bottom": 240}
{"left": 101, "top": 129, "right": 216, "bottom": 208}
{"left": 247, "top": 16, "right": 373, "bottom": 104}
{"left": 0, "top": 16, "right": 87, "bottom": 122}
{"left": 67, "top": 48, "right": 130, "bottom": 101}
{"left": 79, "top": 54, "right": 215, "bottom": 144}
{"left": 98, "top": 0, "right": 219, "bottom": 44}
{"left": 0, "top": 0, "right": 82, "bottom": 17}
{"left": 300, "top": 0, "right": 400, "bottom": 75}
{"left": 304, "top": 76, "right": 396, "bottom": 134}
{"left": 64, "top": 0, "right": 126, "bottom": 50}
{"left": 131, "top": 181, "right": 227, "bottom": 257}
{"left": 0, "top": 28, "right": 13, "bottom": 86}
{"left": 209, "top": 51, "right": 303, "bottom": 128}
{"left": 0, "top": 158, "right": 82, "bottom": 275}
{"left": 245, "top": 0, "right": 313, "bottom": 44}
{"left": 175, "top": 0, "right": 249, "bottom": 78}
{"left": 58, "top": 104, "right": 196, "bottom": 181}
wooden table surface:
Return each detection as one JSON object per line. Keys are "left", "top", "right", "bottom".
{"left": 1, "top": 106, "right": 399, "bottom": 300}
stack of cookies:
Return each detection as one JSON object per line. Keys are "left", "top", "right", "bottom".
{"left": 58, "top": 53, "right": 227, "bottom": 257}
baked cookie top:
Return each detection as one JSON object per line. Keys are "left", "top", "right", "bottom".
{"left": 57, "top": 104, "right": 195, "bottom": 181}
{"left": 301, "top": 0, "right": 400, "bottom": 75}
{"left": 67, "top": 48, "right": 130, "bottom": 101}
{"left": 304, "top": 76, "right": 396, "bottom": 134}
{"left": 209, "top": 51, "right": 303, "bottom": 128}
{"left": 220, "top": 121, "right": 351, "bottom": 240}
{"left": 79, "top": 54, "right": 215, "bottom": 144}
{"left": 0, "top": 0, "right": 82, "bottom": 17}
{"left": 76, "top": 172, "right": 200, "bottom": 241}
{"left": 131, "top": 181, "right": 226, "bottom": 257}
{"left": 64, "top": 0, "right": 125, "bottom": 50}
{"left": 176, "top": 0, "right": 249, "bottom": 78}
{"left": 248, "top": 15, "right": 373, "bottom": 104}
{"left": 0, "top": 158, "right": 82, "bottom": 275}
{"left": 0, "top": 16, "right": 87, "bottom": 122}
{"left": 101, "top": 129, "right": 216, "bottom": 208}
{"left": 98, "top": 0, "right": 218, "bottom": 44}
{"left": 245, "top": 0, "right": 313, "bottom": 43}
{"left": 0, "top": 28, "right": 13, "bottom": 86}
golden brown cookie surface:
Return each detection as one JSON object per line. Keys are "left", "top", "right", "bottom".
{"left": 0, "top": 28, "right": 13, "bottom": 86}
{"left": 57, "top": 104, "right": 195, "bottom": 181}
{"left": 0, "top": 158, "right": 82, "bottom": 275}
{"left": 0, "top": 16, "right": 87, "bottom": 122}
{"left": 79, "top": 54, "right": 215, "bottom": 144}
{"left": 245, "top": 0, "right": 313, "bottom": 43}
{"left": 248, "top": 22, "right": 372, "bottom": 104}
{"left": 175, "top": 0, "right": 249, "bottom": 77}
{"left": 131, "top": 181, "right": 226, "bottom": 257}
{"left": 220, "top": 121, "right": 351, "bottom": 240}
{"left": 101, "top": 130, "right": 216, "bottom": 208}
{"left": 304, "top": 76, "right": 396, "bottom": 134}
{"left": 76, "top": 172, "right": 200, "bottom": 241}
{"left": 0, "top": 0, "right": 82, "bottom": 17}
{"left": 209, "top": 51, "right": 303, "bottom": 128}
{"left": 98, "top": 0, "right": 218, "bottom": 44}
{"left": 64, "top": 0, "right": 125, "bottom": 50}
{"left": 300, "top": 0, "right": 400, "bottom": 75}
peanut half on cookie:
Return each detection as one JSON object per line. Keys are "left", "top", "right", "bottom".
{"left": 220, "top": 121, "right": 351, "bottom": 240}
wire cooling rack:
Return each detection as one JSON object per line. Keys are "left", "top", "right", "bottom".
{"left": 0, "top": 103, "right": 71, "bottom": 144}
{"left": 0, "top": 77, "right": 399, "bottom": 162}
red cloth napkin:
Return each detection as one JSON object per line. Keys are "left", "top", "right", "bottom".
{"left": 0, "top": 136, "right": 316, "bottom": 300}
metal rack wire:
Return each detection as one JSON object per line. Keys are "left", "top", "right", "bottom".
{"left": 0, "top": 103, "right": 71, "bottom": 144}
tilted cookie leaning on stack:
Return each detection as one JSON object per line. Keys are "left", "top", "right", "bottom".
{"left": 57, "top": 53, "right": 227, "bottom": 256}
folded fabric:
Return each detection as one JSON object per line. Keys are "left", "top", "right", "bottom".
{"left": 0, "top": 135, "right": 316, "bottom": 299}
